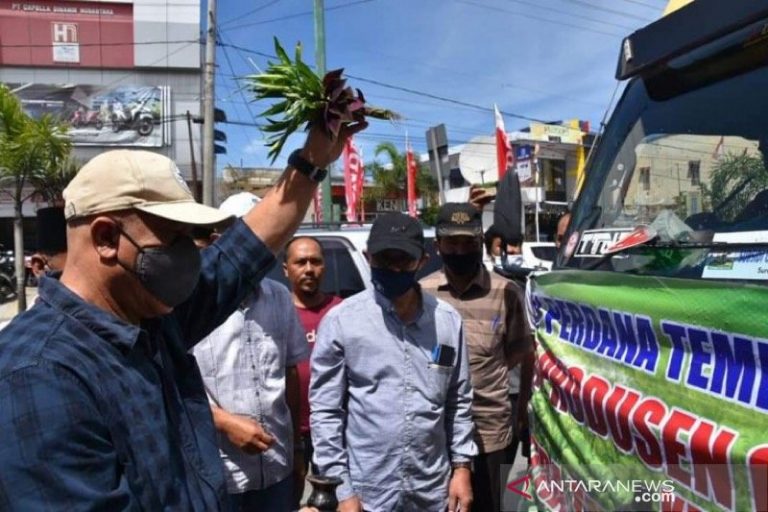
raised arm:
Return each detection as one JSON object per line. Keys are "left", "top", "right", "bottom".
{"left": 242, "top": 122, "right": 367, "bottom": 253}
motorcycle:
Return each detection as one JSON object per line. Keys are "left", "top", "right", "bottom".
{"left": 70, "top": 109, "right": 104, "bottom": 130}
{"left": 0, "top": 250, "right": 17, "bottom": 303}
{"left": 111, "top": 102, "right": 154, "bottom": 137}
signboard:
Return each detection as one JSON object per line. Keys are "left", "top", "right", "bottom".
{"left": 529, "top": 121, "right": 583, "bottom": 145}
{"left": 515, "top": 144, "right": 534, "bottom": 184}
{"left": 7, "top": 82, "right": 166, "bottom": 147}
{"left": 0, "top": 0, "right": 134, "bottom": 68}
{"left": 574, "top": 228, "right": 633, "bottom": 258}
{"left": 702, "top": 250, "right": 768, "bottom": 281}
{"left": 525, "top": 271, "right": 768, "bottom": 511}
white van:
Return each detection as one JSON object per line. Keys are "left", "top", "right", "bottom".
{"left": 266, "top": 224, "right": 440, "bottom": 298}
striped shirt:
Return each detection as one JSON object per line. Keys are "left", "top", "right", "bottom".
{"left": 421, "top": 266, "right": 532, "bottom": 453}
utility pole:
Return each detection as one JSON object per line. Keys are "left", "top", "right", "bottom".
{"left": 429, "top": 128, "right": 446, "bottom": 205}
{"left": 313, "top": 0, "right": 333, "bottom": 222}
{"left": 186, "top": 111, "right": 200, "bottom": 202}
{"left": 202, "top": 0, "right": 217, "bottom": 206}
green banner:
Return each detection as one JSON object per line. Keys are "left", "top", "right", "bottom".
{"left": 524, "top": 270, "right": 768, "bottom": 511}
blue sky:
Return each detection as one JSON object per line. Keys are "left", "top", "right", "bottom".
{"left": 211, "top": 0, "right": 667, "bottom": 173}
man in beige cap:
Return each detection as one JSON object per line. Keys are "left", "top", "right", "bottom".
{"left": 0, "top": 123, "right": 364, "bottom": 511}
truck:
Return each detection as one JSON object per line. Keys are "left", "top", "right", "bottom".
{"left": 524, "top": 1, "right": 768, "bottom": 510}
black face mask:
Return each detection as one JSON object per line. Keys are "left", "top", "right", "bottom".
{"left": 371, "top": 267, "right": 417, "bottom": 300}
{"left": 116, "top": 227, "right": 201, "bottom": 308}
{"left": 442, "top": 251, "right": 482, "bottom": 276}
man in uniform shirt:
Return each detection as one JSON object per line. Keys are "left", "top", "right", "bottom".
{"left": 421, "top": 203, "right": 534, "bottom": 512}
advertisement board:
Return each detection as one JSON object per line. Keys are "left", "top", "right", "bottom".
{"left": 7, "top": 82, "right": 167, "bottom": 147}
{"left": 0, "top": 0, "right": 134, "bottom": 68}
{"left": 524, "top": 270, "right": 768, "bottom": 511}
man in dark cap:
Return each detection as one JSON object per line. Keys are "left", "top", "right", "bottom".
{"left": 310, "top": 212, "right": 476, "bottom": 512}
{"left": 421, "top": 203, "right": 534, "bottom": 512}
{"left": 29, "top": 206, "right": 68, "bottom": 278}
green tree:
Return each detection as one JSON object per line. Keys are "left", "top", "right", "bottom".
{"left": 0, "top": 85, "right": 71, "bottom": 309}
{"left": 701, "top": 153, "right": 768, "bottom": 222}
{"left": 365, "top": 142, "right": 438, "bottom": 218}
{"left": 29, "top": 156, "right": 80, "bottom": 206}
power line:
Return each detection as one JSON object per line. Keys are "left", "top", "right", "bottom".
{"left": 217, "top": 33, "right": 260, "bottom": 143}
{"left": 225, "top": 0, "right": 375, "bottom": 31}
{"left": 218, "top": 41, "right": 548, "bottom": 123}
{"left": 614, "top": 0, "right": 666, "bottom": 11}
{"left": 218, "top": 0, "right": 283, "bottom": 28}
{"left": 555, "top": 0, "right": 653, "bottom": 23}
{"left": 503, "top": 0, "right": 636, "bottom": 31}
{"left": 457, "top": 0, "right": 625, "bottom": 38}
{"left": 345, "top": 73, "right": 546, "bottom": 123}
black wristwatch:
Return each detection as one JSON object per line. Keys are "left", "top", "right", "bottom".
{"left": 288, "top": 149, "right": 328, "bottom": 182}
{"left": 451, "top": 461, "right": 473, "bottom": 472}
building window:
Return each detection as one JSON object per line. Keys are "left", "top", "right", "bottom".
{"left": 688, "top": 160, "right": 701, "bottom": 186}
{"left": 541, "top": 159, "right": 567, "bottom": 202}
{"left": 639, "top": 167, "right": 651, "bottom": 191}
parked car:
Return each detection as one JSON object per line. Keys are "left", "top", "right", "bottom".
{"left": 523, "top": 242, "right": 556, "bottom": 270}
{"left": 266, "top": 224, "right": 441, "bottom": 297}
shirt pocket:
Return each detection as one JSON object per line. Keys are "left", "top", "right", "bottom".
{"left": 427, "top": 363, "right": 453, "bottom": 404}
{"left": 464, "top": 317, "right": 502, "bottom": 358}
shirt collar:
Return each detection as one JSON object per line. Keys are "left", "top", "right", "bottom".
{"left": 38, "top": 275, "right": 143, "bottom": 353}
{"left": 372, "top": 285, "right": 426, "bottom": 325}
{"left": 438, "top": 264, "right": 490, "bottom": 296}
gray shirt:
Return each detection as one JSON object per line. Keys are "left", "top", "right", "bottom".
{"left": 310, "top": 288, "right": 477, "bottom": 512}
{"left": 193, "top": 279, "right": 309, "bottom": 493}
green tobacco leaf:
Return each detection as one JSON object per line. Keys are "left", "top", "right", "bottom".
{"left": 250, "top": 37, "right": 400, "bottom": 162}
{"left": 294, "top": 42, "right": 303, "bottom": 64}
{"left": 273, "top": 37, "right": 291, "bottom": 65}
{"left": 258, "top": 100, "right": 289, "bottom": 117}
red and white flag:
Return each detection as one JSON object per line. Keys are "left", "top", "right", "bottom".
{"left": 406, "top": 137, "right": 418, "bottom": 218}
{"left": 343, "top": 137, "right": 364, "bottom": 223}
{"left": 357, "top": 147, "right": 366, "bottom": 223}
{"left": 313, "top": 185, "right": 323, "bottom": 224}
{"left": 495, "top": 104, "right": 511, "bottom": 179}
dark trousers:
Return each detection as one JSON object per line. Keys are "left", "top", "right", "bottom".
{"left": 509, "top": 393, "right": 531, "bottom": 461}
{"left": 302, "top": 434, "right": 318, "bottom": 475}
{"left": 229, "top": 476, "right": 293, "bottom": 512}
{"left": 472, "top": 444, "right": 515, "bottom": 512}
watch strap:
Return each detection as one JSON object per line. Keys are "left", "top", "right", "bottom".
{"left": 288, "top": 149, "right": 328, "bottom": 182}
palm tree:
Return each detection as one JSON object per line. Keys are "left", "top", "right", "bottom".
{"left": 366, "top": 142, "right": 438, "bottom": 214}
{"left": 29, "top": 156, "right": 81, "bottom": 206}
{"left": 0, "top": 85, "right": 71, "bottom": 310}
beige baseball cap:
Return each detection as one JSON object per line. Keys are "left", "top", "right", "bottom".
{"left": 63, "top": 150, "right": 232, "bottom": 226}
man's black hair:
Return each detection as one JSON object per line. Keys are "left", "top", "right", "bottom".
{"left": 484, "top": 225, "right": 502, "bottom": 255}
{"left": 283, "top": 235, "right": 323, "bottom": 262}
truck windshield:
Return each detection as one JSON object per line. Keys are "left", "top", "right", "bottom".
{"left": 567, "top": 36, "right": 768, "bottom": 280}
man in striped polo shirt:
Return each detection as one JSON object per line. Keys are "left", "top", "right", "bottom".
{"left": 421, "top": 203, "right": 534, "bottom": 512}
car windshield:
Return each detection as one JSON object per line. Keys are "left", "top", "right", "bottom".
{"left": 566, "top": 28, "right": 768, "bottom": 281}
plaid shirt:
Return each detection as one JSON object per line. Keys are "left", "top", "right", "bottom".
{"left": 0, "top": 219, "right": 274, "bottom": 511}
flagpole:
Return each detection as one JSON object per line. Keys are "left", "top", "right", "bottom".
{"left": 359, "top": 147, "right": 365, "bottom": 223}
{"left": 534, "top": 147, "right": 541, "bottom": 242}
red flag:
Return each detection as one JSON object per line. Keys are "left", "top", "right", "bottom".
{"left": 356, "top": 147, "right": 366, "bottom": 223}
{"left": 495, "top": 104, "right": 511, "bottom": 179}
{"left": 406, "top": 143, "right": 418, "bottom": 218}
{"left": 343, "top": 137, "right": 364, "bottom": 223}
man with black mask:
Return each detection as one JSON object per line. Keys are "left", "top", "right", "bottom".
{"left": 310, "top": 212, "right": 476, "bottom": 512}
{"left": 421, "top": 203, "right": 534, "bottom": 512}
